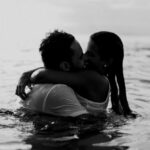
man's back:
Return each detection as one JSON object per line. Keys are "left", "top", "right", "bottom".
{"left": 31, "top": 69, "right": 110, "bottom": 103}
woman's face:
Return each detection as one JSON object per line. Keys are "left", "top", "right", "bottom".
{"left": 85, "top": 39, "right": 113, "bottom": 75}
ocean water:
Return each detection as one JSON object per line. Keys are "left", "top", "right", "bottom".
{"left": 0, "top": 35, "right": 150, "bottom": 150}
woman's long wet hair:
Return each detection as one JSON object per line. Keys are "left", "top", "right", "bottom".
{"left": 90, "top": 31, "right": 124, "bottom": 62}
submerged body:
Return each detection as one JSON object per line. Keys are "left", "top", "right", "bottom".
{"left": 22, "top": 83, "right": 110, "bottom": 117}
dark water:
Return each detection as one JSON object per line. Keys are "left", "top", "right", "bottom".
{"left": 0, "top": 36, "right": 150, "bottom": 150}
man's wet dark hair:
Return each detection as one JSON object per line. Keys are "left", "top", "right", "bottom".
{"left": 39, "top": 30, "right": 75, "bottom": 70}
{"left": 90, "top": 31, "right": 124, "bottom": 61}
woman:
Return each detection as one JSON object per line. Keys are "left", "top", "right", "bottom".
{"left": 86, "top": 31, "right": 134, "bottom": 116}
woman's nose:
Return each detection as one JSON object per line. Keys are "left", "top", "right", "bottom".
{"left": 83, "top": 55, "right": 88, "bottom": 68}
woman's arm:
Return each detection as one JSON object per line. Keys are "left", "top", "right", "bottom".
{"left": 31, "top": 68, "right": 85, "bottom": 89}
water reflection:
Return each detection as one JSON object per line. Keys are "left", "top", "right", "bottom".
{"left": 7, "top": 107, "right": 137, "bottom": 150}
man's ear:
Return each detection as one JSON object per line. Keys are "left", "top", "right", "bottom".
{"left": 59, "top": 61, "right": 71, "bottom": 71}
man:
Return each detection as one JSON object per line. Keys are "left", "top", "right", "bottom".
{"left": 16, "top": 30, "right": 109, "bottom": 117}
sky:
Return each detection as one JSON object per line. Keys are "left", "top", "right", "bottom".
{"left": 0, "top": 0, "right": 150, "bottom": 54}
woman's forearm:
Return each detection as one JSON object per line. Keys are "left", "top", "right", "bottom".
{"left": 30, "top": 68, "right": 83, "bottom": 88}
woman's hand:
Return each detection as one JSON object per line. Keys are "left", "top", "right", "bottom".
{"left": 15, "top": 71, "right": 33, "bottom": 100}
